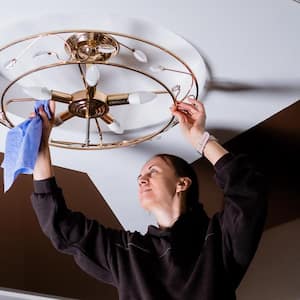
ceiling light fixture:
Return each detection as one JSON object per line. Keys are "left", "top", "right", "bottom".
{"left": 0, "top": 30, "right": 201, "bottom": 150}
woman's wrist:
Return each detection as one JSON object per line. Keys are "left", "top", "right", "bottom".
{"left": 203, "top": 140, "right": 228, "bottom": 165}
{"left": 190, "top": 130, "right": 205, "bottom": 149}
{"left": 33, "top": 146, "right": 54, "bottom": 180}
{"left": 194, "top": 131, "right": 229, "bottom": 165}
{"left": 195, "top": 131, "right": 217, "bottom": 157}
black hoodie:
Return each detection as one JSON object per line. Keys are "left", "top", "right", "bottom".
{"left": 31, "top": 153, "right": 267, "bottom": 300}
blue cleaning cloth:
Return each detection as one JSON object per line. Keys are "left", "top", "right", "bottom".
{"left": 1, "top": 100, "right": 51, "bottom": 192}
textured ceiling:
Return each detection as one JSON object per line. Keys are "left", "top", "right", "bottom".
{"left": 0, "top": 0, "right": 299, "bottom": 234}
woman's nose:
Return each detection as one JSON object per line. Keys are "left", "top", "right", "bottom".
{"left": 138, "top": 174, "right": 148, "bottom": 185}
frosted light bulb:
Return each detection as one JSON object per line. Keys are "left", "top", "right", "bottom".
{"left": 23, "top": 86, "right": 51, "bottom": 100}
{"left": 128, "top": 91, "right": 156, "bottom": 104}
{"left": 150, "top": 65, "right": 164, "bottom": 73}
{"left": 133, "top": 49, "right": 148, "bottom": 63}
{"left": 107, "top": 120, "right": 124, "bottom": 134}
{"left": 33, "top": 50, "right": 69, "bottom": 61}
{"left": 86, "top": 65, "right": 100, "bottom": 87}
{"left": 97, "top": 44, "right": 116, "bottom": 54}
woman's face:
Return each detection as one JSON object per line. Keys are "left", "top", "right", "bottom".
{"left": 138, "top": 156, "right": 180, "bottom": 211}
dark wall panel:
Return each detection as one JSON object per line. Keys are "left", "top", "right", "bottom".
{"left": 0, "top": 165, "right": 120, "bottom": 299}
{"left": 193, "top": 100, "right": 300, "bottom": 230}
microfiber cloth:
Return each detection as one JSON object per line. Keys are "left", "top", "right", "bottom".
{"left": 1, "top": 100, "right": 51, "bottom": 192}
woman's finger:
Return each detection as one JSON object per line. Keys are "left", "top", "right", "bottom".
{"left": 49, "top": 100, "right": 55, "bottom": 118}
{"left": 175, "top": 103, "right": 201, "bottom": 119}
{"left": 186, "top": 98, "right": 205, "bottom": 114}
{"left": 170, "top": 106, "right": 188, "bottom": 124}
{"left": 39, "top": 106, "right": 50, "bottom": 124}
{"left": 176, "top": 101, "right": 199, "bottom": 111}
{"left": 29, "top": 112, "right": 36, "bottom": 119}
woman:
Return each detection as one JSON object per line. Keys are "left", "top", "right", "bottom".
{"left": 31, "top": 98, "right": 267, "bottom": 299}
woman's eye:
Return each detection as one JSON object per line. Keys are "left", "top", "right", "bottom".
{"left": 150, "top": 168, "right": 157, "bottom": 174}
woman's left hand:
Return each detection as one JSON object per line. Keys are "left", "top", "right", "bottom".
{"left": 170, "top": 97, "right": 206, "bottom": 148}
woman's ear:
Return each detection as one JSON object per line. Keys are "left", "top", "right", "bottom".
{"left": 176, "top": 177, "right": 192, "bottom": 192}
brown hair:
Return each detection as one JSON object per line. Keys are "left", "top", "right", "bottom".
{"left": 154, "top": 154, "right": 200, "bottom": 211}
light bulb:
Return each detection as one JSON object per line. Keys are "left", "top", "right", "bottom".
{"left": 23, "top": 86, "right": 51, "bottom": 100}
{"left": 107, "top": 120, "right": 124, "bottom": 134}
{"left": 133, "top": 49, "right": 148, "bottom": 63}
{"left": 86, "top": 65, "right": 100, "bottom": 87}
{"left": 33, "top": 50, "right": 69, "bottom": 61}
{"left": 150, "top": 65, "right": 164, "bottom": 73}
{"left": 128, "top": 91, "right": 157, "bottom": 104}
{"left": 97, "top": 44, "right": 116, "bottom": 54}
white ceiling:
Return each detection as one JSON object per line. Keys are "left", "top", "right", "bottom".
{"left": 0, "top": 0, "right": 299, "bottom": 233}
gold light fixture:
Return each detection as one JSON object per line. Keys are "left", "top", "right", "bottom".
{"left": 0, "top": 30, "right": 200, "bottom": 150}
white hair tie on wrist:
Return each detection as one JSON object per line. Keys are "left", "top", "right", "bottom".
{"left": 196, "top": 131, "right": 217, "bottom": 157}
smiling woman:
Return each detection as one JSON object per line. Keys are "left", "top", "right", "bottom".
{"left": 138, "top": 155, "right": 188, "bottom": 227}
{"left": 30, "top": 97, "right": 267, "bottom": 300}
{"left": 138, "top": 154, "right": 198, "bottom": 228}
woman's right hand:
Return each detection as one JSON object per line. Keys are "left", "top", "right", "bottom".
{"left": 39, "top": 100, "right": 55, "bottom": 150}
{"left": 33, "top": 100, "right": 56, "bottom": 180}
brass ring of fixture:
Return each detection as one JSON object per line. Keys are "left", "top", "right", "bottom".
{"left": 0, "top": 30, "right": 199, "bottom": 101}
{"left": 1, "top": 61, "right": 176, "bottom": 150}
{"left": 0, "top": 30, "right": 201, "bottom": 149}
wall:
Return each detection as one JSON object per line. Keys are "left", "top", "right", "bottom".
{"left": 237, "top": 219, "right": 300, "bottom": 300}
{"left": 0, "top": 167, "right": 120, "bottom": 299}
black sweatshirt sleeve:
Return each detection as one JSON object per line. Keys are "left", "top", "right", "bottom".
{"left": 214, "top": 153, "right": 267, "bottom": 287}
{"left": 31, "top": 177, "right": 125, "bottom": 285}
